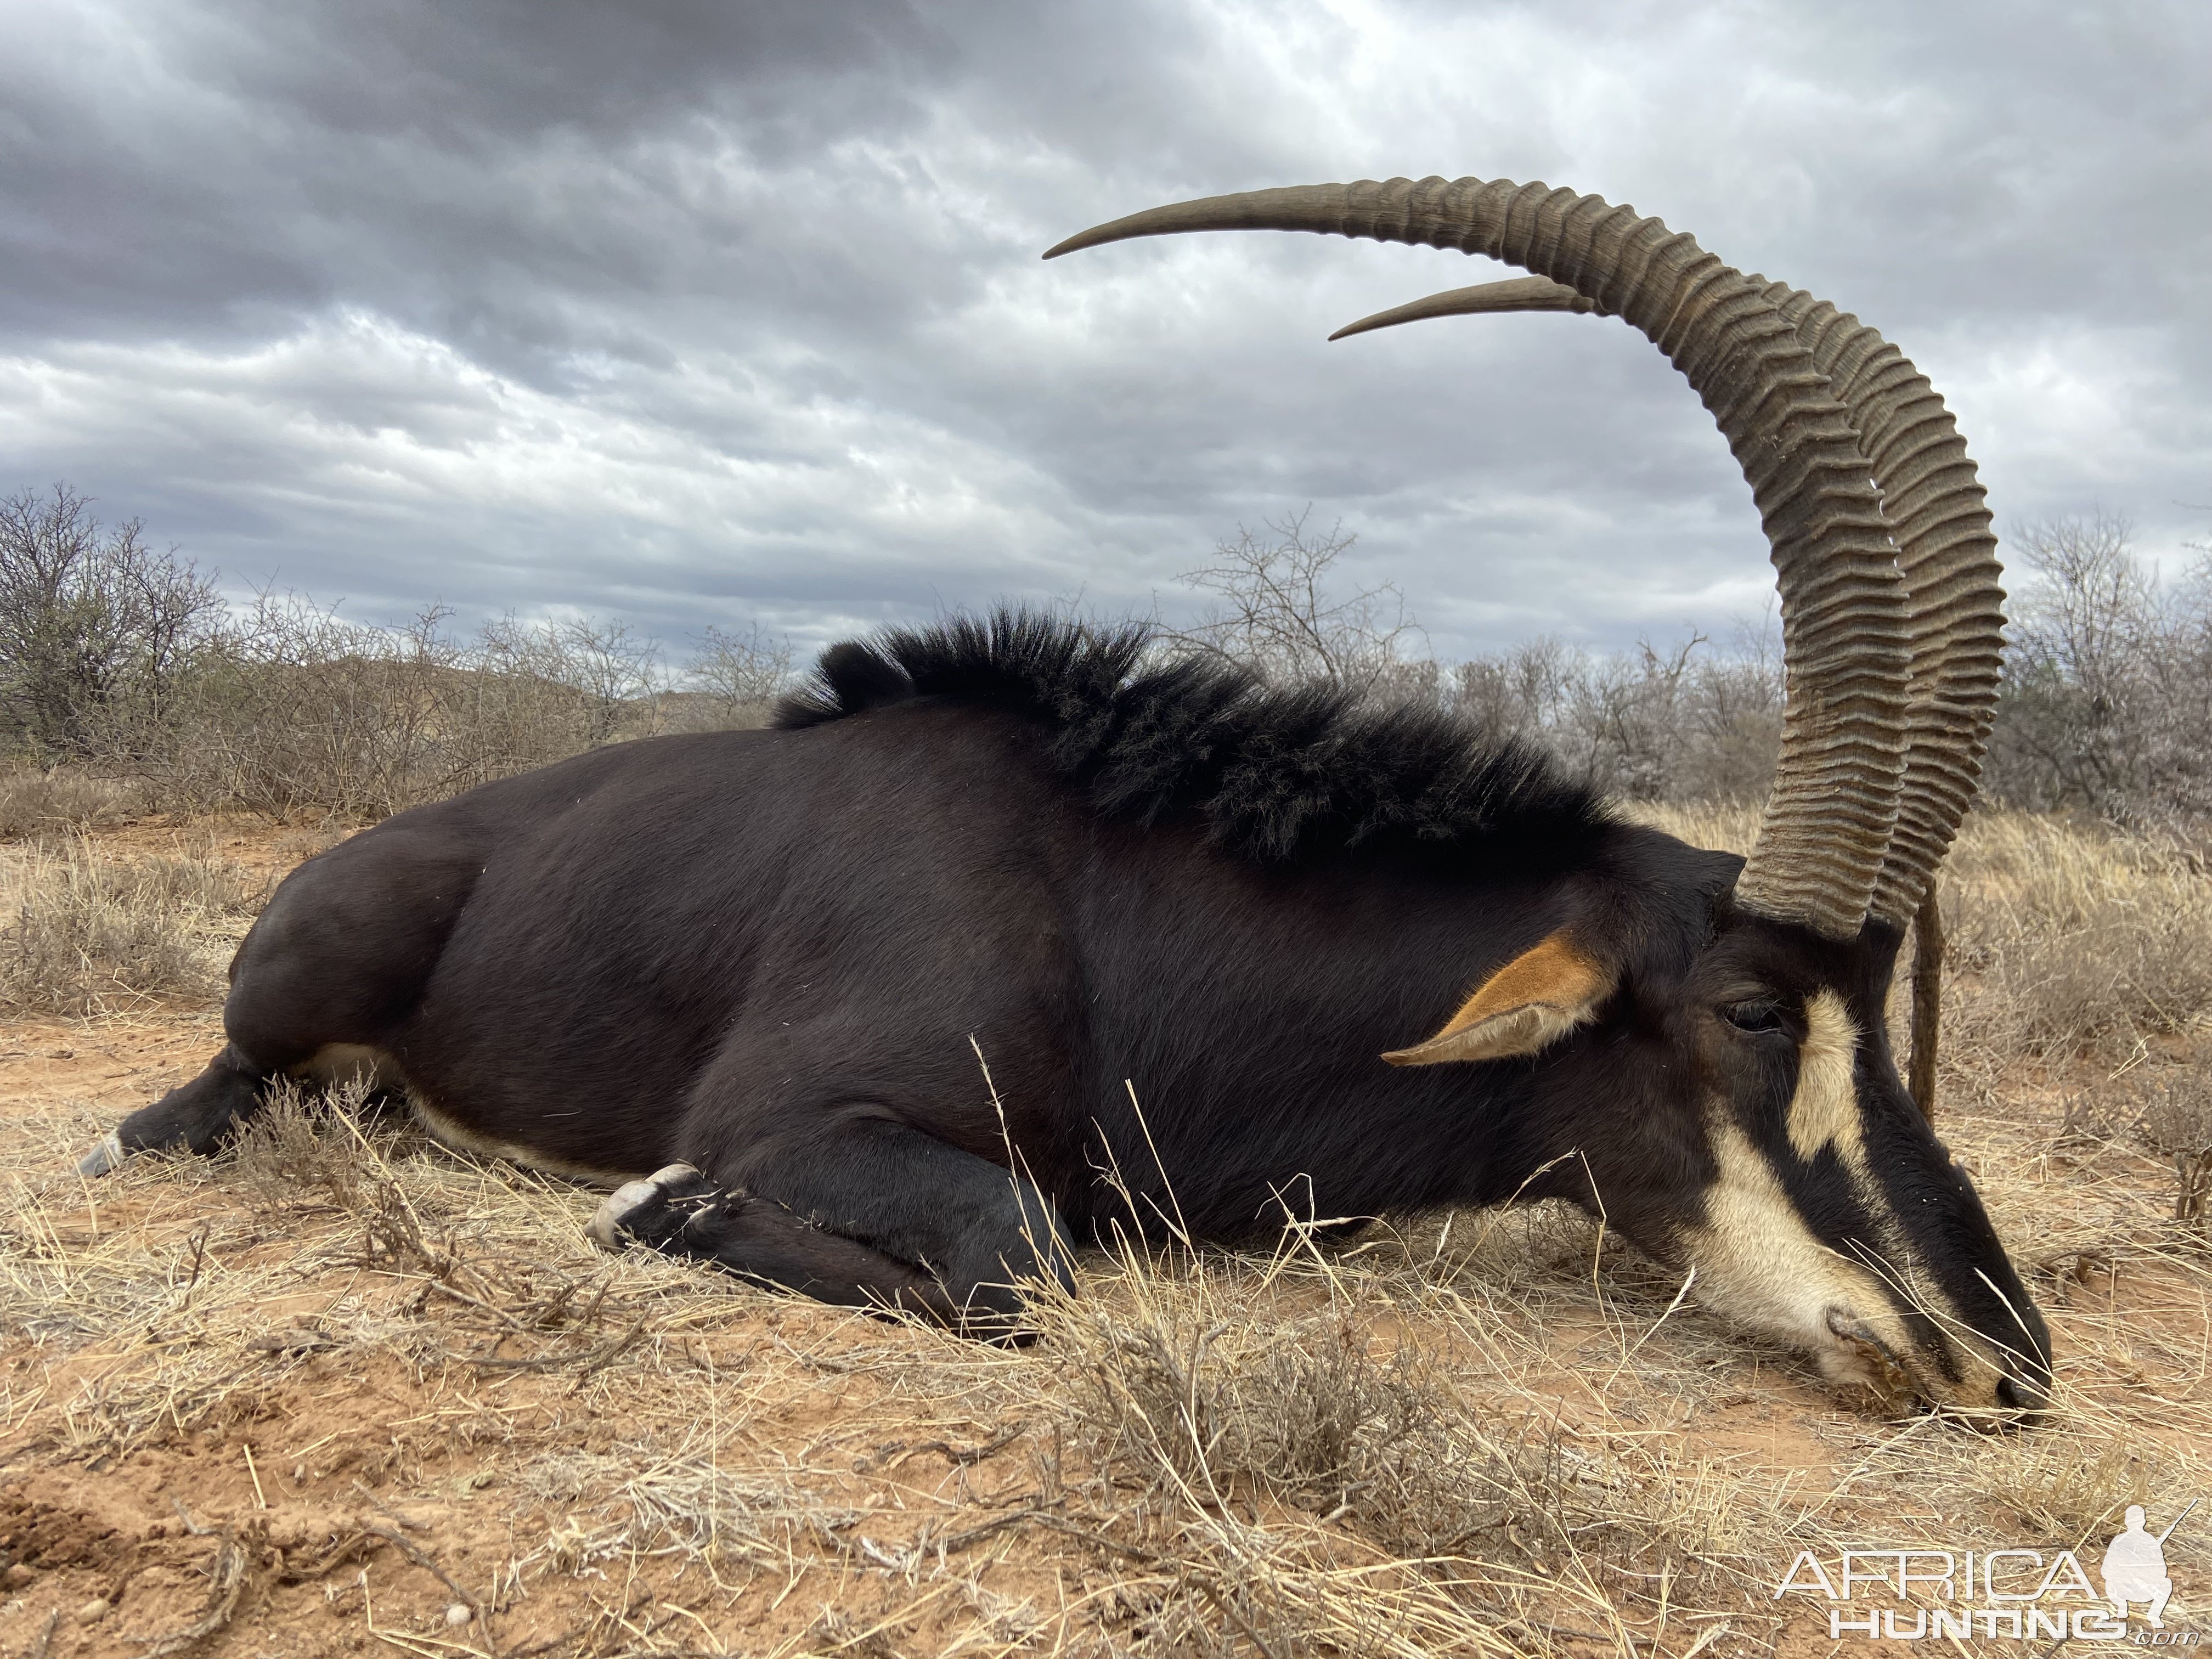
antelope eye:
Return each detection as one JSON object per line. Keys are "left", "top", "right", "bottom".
{"left": 1721, "top": 999, "right": 1786, "bottom": 1034}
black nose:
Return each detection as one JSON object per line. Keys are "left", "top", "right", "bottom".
{"left": 1994, "top": 1372, "right": 2050, "bottom": 1425}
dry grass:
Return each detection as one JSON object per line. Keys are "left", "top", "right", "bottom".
{"left": 0, "top": 766, "right": 143, "bottom": 839}
{"left": 0, "top": 834, "right": 264, "bottom": 1016}
{"left": 3, "top": 1071, "right": 2204, "bottom": 1656}
{"left": 1943, "top": 814, "right": 2212, "bottom": 1060}
{"left": 1, "top": 814, "right": 2209, "bottom": 1656}
{"left": 2129, "top": 1059, "right": 2212, "bottom": 1232}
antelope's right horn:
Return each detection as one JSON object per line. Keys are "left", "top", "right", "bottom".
{"left": 1050, "top": 177, "right": 1913, "bottom": 939}
{"left": 1328, "top": 270, "right": 2005, "bottom": 925}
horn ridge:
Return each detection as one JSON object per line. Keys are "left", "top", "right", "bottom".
{"left": 1757, "top": 285, "right": 2004, "bottom": 925}
{"left": 1323, "top": 269, "right": 2002, "bottom": 924}
{"left": 1050, "top": 176, "right": 1910, "bottom": 936}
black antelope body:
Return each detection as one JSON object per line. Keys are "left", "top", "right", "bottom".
{"left": 81, "top": 176, "right": 2050, "bottom": 1421}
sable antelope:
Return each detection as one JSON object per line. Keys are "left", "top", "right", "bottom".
{"left": 80, "top": 176, "right": 2049, "bottom": 1421}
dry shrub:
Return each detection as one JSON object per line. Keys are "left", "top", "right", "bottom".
{"left": 0, "top": 836, "right": 253, "bottom": 1013}
{"left": 227, "top": 1076, "right": 379, "bottom": 1212}
{"left": 146, "top": 601, "right": 651, "bottom": 820}
{"left": 230, "top": 1078, "right": 476, "bottom": 1277}
{"left": 0, "top": 766, "right": 141, "bottom": 838}
{"left": 1944, "top": 815, "right": 2212, "bottom": 1057}
{"left": 2131, "top": 1063, "right": 2212, "bottom": 1230}
{"left": 60, "top": 596, "right": 794, "bottom": 822}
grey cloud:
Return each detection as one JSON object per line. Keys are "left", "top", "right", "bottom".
{"left": 0, "top": 0, "right": 2204, "bottom": 663}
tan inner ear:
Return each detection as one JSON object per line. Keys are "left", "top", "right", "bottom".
{"left": 1383, "top": 934, "right": 1611, "bottom": 1066}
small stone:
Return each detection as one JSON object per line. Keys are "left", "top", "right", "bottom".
{"left": 445, "top": 1604, "right": 472, "bottom": 1628}
{"left": 77, "top": 1596, "right": 111, "bottom": 1622}
{"left": 2, "top": 1562, "right": 33, "bottom": 1590}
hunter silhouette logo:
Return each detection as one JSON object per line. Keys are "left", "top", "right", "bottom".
{"left": 2105, "top": 1502, "right": 2194, "bottom": 1630}
{"left": 1774, "top": 1499, "right": 2198, "bottom": 1643}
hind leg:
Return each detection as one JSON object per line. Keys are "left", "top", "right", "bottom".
{"left": 77, "top": 1044, "right": 267, "bottom": 1175}
{"left": 76, "top": 822, "right": 483, "bottom": 1175}
{"left": 76, "top": 1043, "right": 406, "bottom": 1176}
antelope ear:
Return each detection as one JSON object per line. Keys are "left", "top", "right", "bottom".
{"left": 1383, "top": 934, "right": 1611, "bottom": 1065}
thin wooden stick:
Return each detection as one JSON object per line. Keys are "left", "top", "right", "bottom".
{"left": 1908, "top": 879, "right": 1944, "bottom": 1122}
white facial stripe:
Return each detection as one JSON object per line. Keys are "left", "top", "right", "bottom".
{"left": 1786, "top": 999, "right": 2018, "bottom": 1399}
{"left": 1685, "top": 1120, "right": 1904, "bottom": 1393}
{"left": 1682, "top": 1003, "right": 2017, "bottom": 1410}
{"left": 1785, "top": 989, "right": 1861, "bottom": 1163}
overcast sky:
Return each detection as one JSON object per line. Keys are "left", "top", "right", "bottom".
{"left": 2, "top": 1, "right": 2205, "bottom": 664}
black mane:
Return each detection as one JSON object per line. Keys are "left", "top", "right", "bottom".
{"left": 775, "top": 610, "right": 1611, "bottom": 867}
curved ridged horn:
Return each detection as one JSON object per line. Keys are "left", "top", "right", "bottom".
{"left": 1329, "top": 275, "right": 1595, "bottom": 340}
{"left": 1339, "top": 273, "right": 2005, "bottom": 926}
{"left": 1758, "top": 286, "right": 2003, "bottom": 927}
{"left": 1048, "top": 178, "right": 1911, "bottom": 938}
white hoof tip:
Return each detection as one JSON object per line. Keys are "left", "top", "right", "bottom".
{"left": 587, "top": 1166, "right": 698, "bottom": 1251}
{"left": 589, "top": 1181, "right": 660, "bottom": 1250}
{"left": 76, "top": 1133, "right": 127, "bottom": 1178}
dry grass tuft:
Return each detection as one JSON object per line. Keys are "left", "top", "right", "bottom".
{"left": 1967, "top": 1436, "right": 2168, "bottom": 1543}
{"left": 0, "top": 834, "right": 263, "bottom": 1014}
{"left": 226, "top": 1075, "right": 382, "bottom": 1213}
{"left": 1945, "top": 815, "right": 2212, "bottom": 1059}
{"left": 950, "top": 1171, "right": 1838, "bottom": 1656}
{"left": 0, "top": 765, "right": 143, "bottom": 839}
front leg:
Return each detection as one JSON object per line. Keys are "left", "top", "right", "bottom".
{"left": 590, "top": 1121, "right": 1075, "bottom": 1340}
{"left": 590, "top": 1164, "right": 967, "bottom": 1325}
{"left": 731, "top": 1118, "right": 1077, "bottom": 1334}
